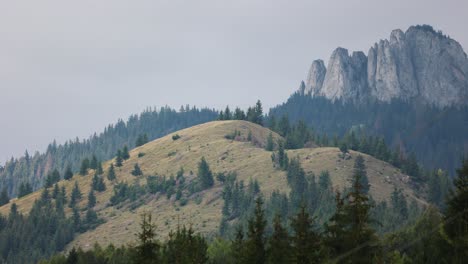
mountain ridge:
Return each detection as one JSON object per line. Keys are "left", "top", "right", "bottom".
{"left": 0, "top": 120, "right": 425, "bottom": 251}
{"left": 304, "top": 25, "right": 468, "bottom": 107}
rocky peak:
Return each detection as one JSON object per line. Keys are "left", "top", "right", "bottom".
{"left": 305, "top": 60, "right": 326, "bottom": 96}
{"left": 320, "top": 48, "right": 368, "bottom": 101}
{"left": 301, "top": 25, "right": 468, "bottom": 107}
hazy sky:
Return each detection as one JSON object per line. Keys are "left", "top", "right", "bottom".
{"left": 1, "top": 0, "right": 467, "bottom": 162}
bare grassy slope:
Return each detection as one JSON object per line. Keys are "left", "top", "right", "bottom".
{"left": 0, "top": 120, "right": 424, "bottom": 250}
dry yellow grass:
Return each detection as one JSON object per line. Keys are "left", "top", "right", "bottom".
{"left": 0, "top": 120, "right": 424, "bottom": 251}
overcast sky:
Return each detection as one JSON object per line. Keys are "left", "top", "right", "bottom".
{"left": 1, "top": 0, "right": 467, "bottom": 162}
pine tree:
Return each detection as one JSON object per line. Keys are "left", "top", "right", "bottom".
{"left": 96, "top": 161, "right": 104, "bottom": 175}
{"left": 122, "top": 145, "right": 130, "bottom": 160}
{"left": 444, "top": 158, "right": 468, "bottom": 262}
{"left": 198, "top": 157, "right": 214, "bottom": 189}
{"left": 265, "top": 132, "right": 274, "bottom": 151}
{"left": 90, "top": 155, "right": 98, "bottom": 170}
{"left": 254, "top": 100, "right": 263, "bottom": 125}
{"left": 92, "top": 173, "right": 106, "bottom": 192}
{"left": 132, "top": 163, "right": 143, "bottom": 176}
{"left": 290, "top": 206, "right": 324, "bottom": 264}
{"left": 353, "top": 155, "right": 370, "bottom": 194}
{"left": 134, "top": 212, "right": 160, "bottom": 264}
{"left": 136, "top": 134, "right": 149, "bottom": 147}
{"left": 244, "top": 197, "right": 267, "bottom": 264}
{"left": 324, "top": 191, "right": 348, "bottom": 258}
{"left": 107, "top": 164, "right": 116, "bottom": 181}
{"left": 115, "top": 150, "right": 123, "bottom": 167}
{"left": 72, "top": 205, "right": 81, "bottom": 231}
{"left": 64, "top": 166, "right": 73, "bottom": 180}
{"left": 69, "top": 181, "right": 82, "bottom": 208}
{"left": 0, "top": 187, "right": 9, "bottom": 206}
{"left": 88, "top": 189, "right": 96, "bottom": 208}
{"left": 18, "top": 182, "right": 33, "bottom": 198}
{"left": 339, "top": 159, "right": 381, "bottom": 263}
{"left": 224, "top": 106, "right": 232, "bottom": 120}
{"left": 52, "top": 183, "right": 59, "bottom": 199}
{"left": 79, "top": 158, "right": 90, "bottom": 175}
{"left": 232, "top": 226, "right": 245, "bottom": 264}
{"left": 267, "top": 214, "right": 291, "bottom": 264}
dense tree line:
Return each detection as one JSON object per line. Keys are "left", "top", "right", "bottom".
{"left": 269, "top": 90, "right": 468, "bottom": 176}
{"left": 0, "top": 106, "right": 218, "bottom": 198}
{"left": 218, "top": 100, "right": 264, "bottom": 126}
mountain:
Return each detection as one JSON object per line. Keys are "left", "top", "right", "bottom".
{"left": 305, "top": 25, "right": 468, "bottom": 107}
{"left": 271, "top": 25, "right": 468, "bottom": 175}
{"left": 0, "top": 120, "right": 424, "bottom": 254}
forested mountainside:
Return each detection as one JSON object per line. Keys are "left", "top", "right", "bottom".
{"left": 284, "top": 25, "right": 468, "bottom": 176}
{"left": 0, "top": 106, "right": 218, "bottom": 198}
{"left": 269, "top": 92, "right": 468, "bottom": 175}
{"left": 0, "top": 120, "right": 432, "bottom": 263}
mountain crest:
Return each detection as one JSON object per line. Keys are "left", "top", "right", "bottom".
{"left": 303, "top": 25, "right": 468, "bottom": 107}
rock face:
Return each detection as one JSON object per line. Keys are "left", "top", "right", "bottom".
{"left": 305, "top": 60, "right": 326, "bottom": 96}
{"left": 303, "top": 25, "right": 468, "bottom": 107}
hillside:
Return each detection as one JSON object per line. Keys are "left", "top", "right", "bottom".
{"left": 0, "top": 120, "right": 424, "bottom": 251}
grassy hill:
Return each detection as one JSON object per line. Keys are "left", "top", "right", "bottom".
{"left": 0, "top": 120, "right": 425, "bottom": 250}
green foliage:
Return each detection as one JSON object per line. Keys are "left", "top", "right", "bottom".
{"left": 88, "top": 189, "right": 96, "bottom": 208}
{"left": 0, "top": 187, "right": 9, "bottom": 206}
{"left": 172, "top": 134, "right": 181, "bottom": 140}
{"left": 265, "top": 132, "right": 274, "bottom": 151}
{"left": 90, "top": 155, "right": 98, "bottom": 170}
{"left": 92, "top": 173, "right": 106, "bottom": 192}
{"left": 353, "top": 155, "right": 370, "bottom": 194}
{"left": 69, "top": 181, "right": 82, "bottom": 208}
{"left": 18, "top": 181, "right": 33, "bottom": 198}
{"left": 198, "top": 157, "right": 214, "bottom": 189}
{"left": 290, "top": 206, "right": 324, "bottom": 264}
{"left": 163, "top": 226, "right": 208, "bottom": 264}
{"left": 44, "top": 169, "right": 61, "bottom": 188}
{"left": 134, "top": 212, "right": 160, "bottom": 264}
{"left": 243, "top": 197, "right": 267, "bottom": 264}
{"left": 107, "top": 163, "right": 116, "bottom": 181}
{"left": 122, "top": 145, "right": 130, "bottom": 160}
{"left": 267, "top": 214, "right": 291, "bottom": 264}
{"left": 64, "top": 166, "right": 73, "bottom": 180}
{"left": 136, "top": 133, "right": 149, "bottom": 147}
{"left": 444, "top": 158, "right": 468, "bottom": 261}
{"left": 131, "top": 163, "right": 143, "bottom": 176}
{"left": 115, "top": 149, "right": 123, "bottom": 167}
{"left": 79, "top": 158, "right": 90, "bottom": 175}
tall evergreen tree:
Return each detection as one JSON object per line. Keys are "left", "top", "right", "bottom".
{"left": 115, "top": 150, "right": 123, "bottom": 167}
{"left": 122, "top": 145, "right": 130, "bottom": 160}
{"left": 88, "top": 189, "right": 96, "bottom": 208}
{"left": 90, "top": 155, "right": 98, "bottom": 170}
{"left": 335, "top": 158, "right": 381, "bottom": 263}
{"left": 232, "top": 226, "right": 245, "bottom": 264}
{"left": 198, "top": 157, "right": 214, "bottom": 189}
{"left": 96, "top": 161, "right": 104, "bottom": 175}
{"left": 134, "top": 212, "right": 160, "bottom": 264}
{"left": 132, "top": 163, "right": 143, "bottom": 176}
{"left": 64, "top": 165, "right": 73, "bottom": 180}
{"left": 353, "top": 155, "right": 370, "bottom": 194}
{"left": 0, "top": 187, "right": 9, "bottom": 206}
{"left": 444, "top": 158, "right": 468, "bottom": 262}
{"left": 267, "top": 214, "right": 291, "bottom": 264}
{"left": 290, "top": 206, "right": 324, "bottom": 264}
{"left": 244, "top": 197, "right": 267, "bottom": 264}
{"left": 265, "top": 132, "right": 274, "bottom": 151}
{"left": 80, "top": 158, "right": 90, "bottom": 175}
{"left": 107, "top": 164, "right": 116, "bottom": 181}
{"left": 69, "top": 181, "right": 82, "bottom": 208}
